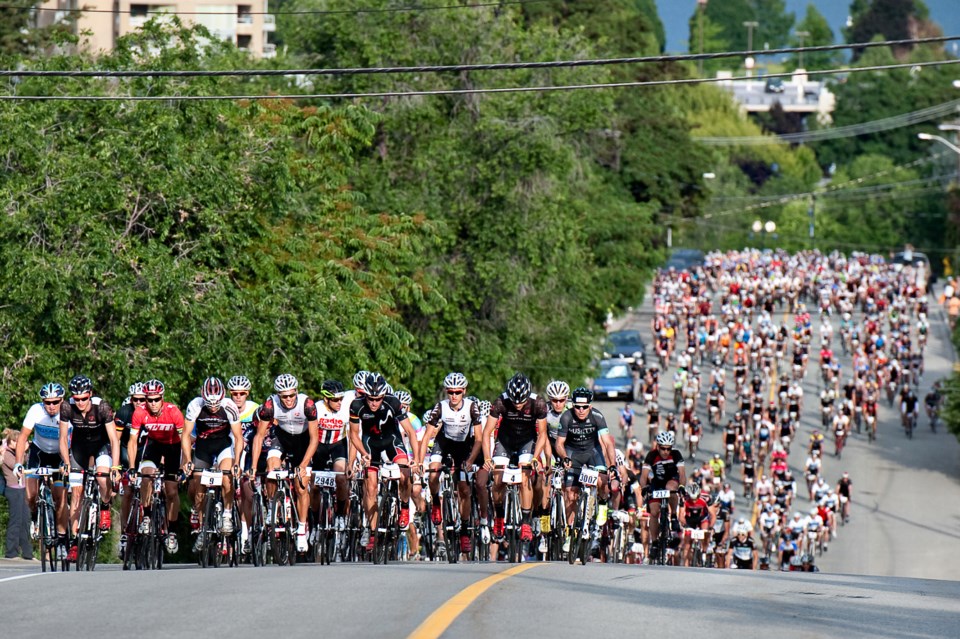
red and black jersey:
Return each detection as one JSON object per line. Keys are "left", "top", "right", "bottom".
{"left": 643, "top": 448, "right": 684, "bottom": 484}
{"left": 131, "top": 403, "right": 185, "bottom": 445}
{"left": 682, "top": 497, "right": 710, "bottom": 527}
{"left": 489, "top": 394, "right": 547, "bottom": 448}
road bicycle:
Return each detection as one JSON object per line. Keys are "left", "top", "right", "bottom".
{"left": 372, "top": 462, "right": 403, "bottom": 565}
{"left": 567, "top": 465, "right": 600, "bottom": 566}
{"left": 70, "top": 468, "right": 110, "bottom": 571}
{"left": 25, "top": 467, "right": 64, "bottom": 572}
{"left": 546, "top": 464, "right": 566, "bottom": 561}
{"left": 193, "top": 469, "right": 228, "bottom": 568}
{"left": 311, "top": 466, "right": 343, "bottom": 565}
{"left": 648, "top": 487, "right": 676, "bottom": 566}
{"left": 266, "top": 466, "right": 299, "bottom": 566}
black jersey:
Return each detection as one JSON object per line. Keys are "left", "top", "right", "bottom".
{"left": 350, "top": 394, "right": 407, "bottom": 439}
{"left": 642, "top": 448, "right": 685, "bottom": 484}
{"left": 114, "top": 402, "right": 135, "bottom": 448}
{"left": 60, "top": 397, "right": 114, "bottom": 442}
{"left": 489, "top": 394, "right": 548, "bottom": 448}
{"left": 557, "top": 408, "right": 608, "bottom": 452}
{"left": 185, "top": 397, "right": 239, "bottom": 441}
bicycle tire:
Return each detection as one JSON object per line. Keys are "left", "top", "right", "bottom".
{"left": 578, "top": 492, "right": 591, "bottom": 566}
{"left": 551, "top": 496, "right": 565, "bottom": 561}
{"left": 658, "top": 504, "right": 670, "bottom": 566}
{"left": 505, "top": 489, "right": 519, "bottom": 564}
{"left": 445, "top": 491, "right": 460, "bottom": 564}
{"left": 373, "top": 486, "right": 391, "bottom": 565}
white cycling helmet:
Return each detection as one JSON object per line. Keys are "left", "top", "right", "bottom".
{"left": 443, "top": 372, "right": 468, "bottom": 390}
{"left": 545, "top": 380, "right": 570, "bottom": 400}
{"left": 353, "top": 370, "right": 370, "bottom": 390}
{"left": 655, "top": 431, "right": 675, "bottom": 446}
{"left": 394, "top": 390, "right": 412, "bottom": 406}
{"left": 227, "top": 375, "right": 252, "bottom": 391}
{"left": 274, "top": 373, "right": 299, "bottom": 393}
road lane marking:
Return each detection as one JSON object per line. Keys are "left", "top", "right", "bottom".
{"left": 0, "top": 573, "right": 46, "bottom": 584}
{"left": 408, "top": 563, "right": 540, "bottom": 639}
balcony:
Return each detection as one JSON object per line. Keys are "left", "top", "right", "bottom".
{"left": 262, "top": 43, "right": 277, "bottom": 59}
{"left": 263, "top": 14, "right": 276, "bottom": 32}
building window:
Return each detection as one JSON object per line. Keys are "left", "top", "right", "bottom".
{"left": 237, "top": 5, "right": 253, "bottom": 24}
{"left": 130, "top": 4, "right": 149, "bottom": 17}
{"left": 237, "top": 34, "right": 252, "bottom": 49}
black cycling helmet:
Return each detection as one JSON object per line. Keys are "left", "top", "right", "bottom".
{"left": 571, "top": 387, "right": 594, "bottom": 405}
{"left": 69, "top": 375, "right": 93, "bottom": 396}
{"left": 505, "top": 373, "right": 532, "bottom": 404}
{"left": 363, "top": 373, "right": 389, "bottom": 398}
{"left": 320, "top": 379, "right": 345, "bottom": 399}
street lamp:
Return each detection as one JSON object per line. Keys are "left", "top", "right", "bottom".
{"left": 743, "top": 21, "right": 759, "bottom": 75}
{"left": 918, "top": 132, "right": 960, "bottom": 156}
{"left": 751, "top": 219, "right": 777, "bottom": 248}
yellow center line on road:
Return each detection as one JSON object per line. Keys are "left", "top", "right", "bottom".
{"left": 407, "top": 563, "right": 541, "bottom": 639}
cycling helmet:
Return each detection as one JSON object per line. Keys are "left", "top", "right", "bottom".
{"left": 363, "top": 373, "right": 388, "bottom": 398}
{"left": 320, "top": 379, "right": 345, "bottom": 399}
{"left": 39, "top": 382, "right": 65, "bottom": 400}
{"left": 383, "top": 382, "right": 394, "bottom": 397}
{"left": 227, "top": 375, "right": 252, "bottom": 391}
{"left": 571, "top": 387, "right": 594, "bottom": 405}
{"left": 478, "top": 400, "right": 491, "bottom": 417}
{"left": 273, "top": 373, "right": 298, "bottom": 393}
{"left": 352, "top": 370, "right": 370, "bottom": 390}
{"left": 143, "top": 379, "right": 165, "bottom": 396}
{"left": 69, "top": 375, "right": 93, "bottom": 396}
{"left": 713, "top": 453, "right": 721, "bottom": 460}
{"left": 202, "top": 377, "right": 226, "bottom": 409}
{"left": 505, "top": 373, "right": 532, "bottom": 404}
{"left": 686, "top": 481, "right": 701, "bottom": 499}
{"left": 443, "top": 372, "right": 468, "bottom": 390}
{"left": 128, "top": 381, "right": 145, "bottom": 397}
{"left": 466, "top": 395, "right": 479, "bottom": 405}
{"left": 394, "top": 389, "right": 412, "bottom": 406}
{"left": 545, "top": 380, "right": 570, "bottom": 400}
{"left": 655, "top": 431, "right": 675, "bottom": 446}
{"left": 809, "top": 507, "right": 818, "bottom": 516}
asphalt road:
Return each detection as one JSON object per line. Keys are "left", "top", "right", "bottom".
{"left": 594, "top": 288, "right": 960, "bottom": 579}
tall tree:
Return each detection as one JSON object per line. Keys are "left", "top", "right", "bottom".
{"left": 786, "top": 3, "right": 837, "bottom": 70}
{"left": 0, "top": 0, "right": 77, "bottom": 55}
{"left": 845, "top": 0, "right": 938, "bottom": 59}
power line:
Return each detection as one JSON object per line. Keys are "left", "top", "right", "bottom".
{"left": 1, "top": 0, "right": 548, "bottom": 17}
{"left": 3, "top": 58, "right": 960, "bottom": 101}
{"left": 702, "top": 153, "right": 949, "bottom": 220}
{"left": 710, "top": 176, "right": 951, "bottom": 203}
{"left": 698, "top": 99, "right": 960, "bottom": 146}
{"left": 1, "top": 34, "right": 957, "bottom": 78}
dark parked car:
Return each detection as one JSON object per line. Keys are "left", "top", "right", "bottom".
{"left": 664, "top": 248, "right": 705, "bottom": 272}
{"left": 603, "top": 329, "right": 645, "bottom": 364}
{"left": 592, "top": 359, "right": 637, "bottom": 401}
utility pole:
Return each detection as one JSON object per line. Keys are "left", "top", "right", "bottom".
{"left": 795, "top": 30, "right": 810, "bottom": 69}
{"left": 698, "top": 0, "right": 709, "bottom": 76}
{"left": 743, "top": 21, "right": 758, "bottom": 76}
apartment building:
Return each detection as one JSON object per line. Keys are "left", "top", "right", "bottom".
{"left": 35, "top": 0, "right": 277, "bottom": 58}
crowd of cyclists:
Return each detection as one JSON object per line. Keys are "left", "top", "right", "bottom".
{"left": 8, "top": 247, "right": 943, "bottom": 572}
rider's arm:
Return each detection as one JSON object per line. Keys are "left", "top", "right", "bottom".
{"left": 230, "top": 420, "right": 244, "bottom": 464}
{"left": 555, "top": 435, "right": 568, "bottom": 461}
{"left": 181, "top": 419, "right": 194, "bottom": 470}
{"left": 58, "top": 418, "right": 71, "bottom": 471}
{"left": 532, "top": 417, "right": 548, "bottom": 464}
{"left": 301, "top": 418, "right": 319, "bottom": 470}
{"left": 348, "top": 417, "right": 367, "bottom": 462}
{"left": 105, "top": 419, "right": 121, "bottom": 468}
{"left": 481, "top": 415, "right": 496, "bottom": 464}
{"left": 398, "top": 417, "right": 420, "bottom": 466}
{"left": 251, "top": 419, "right": 270, "bottom": 473}
{"left": 466, "top": 424, "right": 483, "bottom": 467}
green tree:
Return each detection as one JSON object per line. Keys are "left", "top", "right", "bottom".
{"left": 845, "top": 0, "right": 937, "bottom": 59}
{"left": 0, "top": 0, "right": 77, "bottom": 56}
{"left": 786, "top": 3, "right": 838, "bottom": 71}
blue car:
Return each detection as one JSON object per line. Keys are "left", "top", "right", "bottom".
{"left": 592, "top": 359, "right": 636, "bottom": 401}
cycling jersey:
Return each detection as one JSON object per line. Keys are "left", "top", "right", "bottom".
{"left": 488, "top": 394, "right": 547, "bottom": 449}
{"left": 114, "top": 401, "right": 136, "bottom": 450}
{"left": 642, "top": 448, "right": 685, "bottom": 486}
{"left": 316, "top": 398, "right": 351, "bottom": 445}
{"left": 349, "top": 394, "right": 407, "bottom": 440}
{"left": 557, "top": 408, "right": 609, "bottom": 453}
{"left": 60, "top": 396, "right": 114, "bottom": 442}
{"left": 682, "top": 497, "right": 710, "bottom": 528}
{"left": 260, "top": 394, "right": 318, "bottom": 435}
{"left": 427, "top": 398, "right": 481, "bottom": 443}
{"left": 729, "top": 537, "right": 755, "bottom": 568}
{"left": 837, "top": 477, "right": 852, "bottom": 497}
{"left": 131, "top": 403, "right": 186, "bottom": 445}
{"left": 21, "top": 403, "right": 61, "bottom": 454}
{"left": 185, "top": 397, "right": 239, "bottom": 440}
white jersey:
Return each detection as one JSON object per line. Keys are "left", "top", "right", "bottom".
{"left": 316, "top": 397, "right": 351, "bottom": 445}
{"left": 184, "top": 397, "right": 240, "bottom": 423}
{"left": 426, "top": 398, "right": 480, "bottom": 442}
{"left": 22, "top": 403, "right": 62, "bottom": 454}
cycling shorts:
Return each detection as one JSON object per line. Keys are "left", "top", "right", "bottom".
{"left": 70, "top": 437, "right": 112, "bottom": 471}
{"left": 313, "top": 438, "right": 348, "bottom": 470}
{"left": 139, "top": 440, "right": 182, "bottom": 481}
{"left": 492, "top": 439, "right": 535, "bottom": 466}
{"left": 28, "top": 443, "right": 63, "bottom": 474}
{"left": 362, "top": 433, "right": 409, "bottom": 472}
{"left": 194, "top": 436, "right": 234, "bottom": 470}
{"left": 563, "top": 444, "right": 606, "bottom": 488}
{"left": 269, "top": 430, "right": 311, "bottom": 466}
{"left": 430, "top": 434, "right": 474, "bottom": 467}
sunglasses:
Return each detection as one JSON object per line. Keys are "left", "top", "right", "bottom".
{"left": 73, "top": 394, "right": 92, "bottom": 402}
{"left": 229, "top": 391, "right": 249, "bottom": 396}
{"left": 278, "top": 393, "right": 297, "bottom": 400}
{"left": 551, "top": 398, "right": 567, "bottom": 403}
{"left": 131, "top": 397, "right": 147, "bottom": 403}
{"left": 573, "top": 404, "right": 591, "bottom": 410}
{"left": 43, "top": 399, "right": 62, "bottom": 406}
{"left": 328, "top": 397, "right": 344, "bottom": 403}
{"left": 658, "top": 446, "right": 672, "bottom": 451}
{"left": 146, "top": 397, "right": 163, "bottom": 404}
{"left": 447, "top": 390, "right": 464, "bottom": 396}
{"left": 367, "top": 395, "right": 385, "bottom": 402}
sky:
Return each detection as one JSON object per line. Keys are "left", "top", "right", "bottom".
{"left": 656, "top": 1, "right": 960, "bottom": 55}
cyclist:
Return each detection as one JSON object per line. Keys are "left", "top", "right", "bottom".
{"left": 542, "top": 380, "right": 570, "bottom": 523}
{"left": 183, "top": 377, "right": 243, "bottom": 551}
{"left": 678, "top": 481, "right": 712, "bottom": 567}
{"left": 619, "top": 403, "right": 635, "bottom": 442}
{"left": 639, "top": 430, "right": 686, "bottom": 559}
{"left": 349, "top": 373, "right": 420, "bottom": 552}
{"left": 227, "top": 375, "right": 261, "bottom": 553}
{"left": 836, "top": 471, "right": 853, "bottom": 524}
{"left": 482, "top": 373, "right": 548, "bottom": 545}
{"left": 423, "top": 372, "right": 483, "bottom": 555}
{"left": 727, "top": 521, "right": 758, "bottom": 570}
{"left": 313, "top": 379, "right": 354, "bottom": 533}
{"left": 130, "top": 379, "right": 186, "bottom": 554}
{"left": 901, "top": 388, "right": 919, "bottom": 433}
{"left": 709, "top": 452, "right": 725, "bottom": 484}
{"left": 60, "top": 375, "right": 121, "bottom": 562}
{"left": 924, "top": 386, "right": 942, "bottom": 429}
{"left": 555, "top": 388, "right": 617, "bottom": 546}
{"left": 13, "top": 382, "right": 70, "bottom": 550}
{"left": 113, "top": 381, "right": 147, "bottom": 557}
{"left": 252, "top": 373, "right": 320, "bottom": 553}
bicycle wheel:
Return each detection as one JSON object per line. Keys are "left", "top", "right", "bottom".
{"left": 373, "top": 487, "right": 391, "bottom": 565}
{"left": 568, "top": 492, "right": 584, "bottom": 565}
{"left": 577, "top": 493, "right": 591, "bottom": 566}
{"left": 505, "top": 489, "right": 519, "bottom": 564}
{"left": 445, "top": 491, "right": 460, "bottom": 564}
{"left": 251, "top": 495, "right": 266, "bottom": 567}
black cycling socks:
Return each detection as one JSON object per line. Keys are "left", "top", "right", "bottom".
{"left": 521, "top": 509, "right": 532, "bottom": 525}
